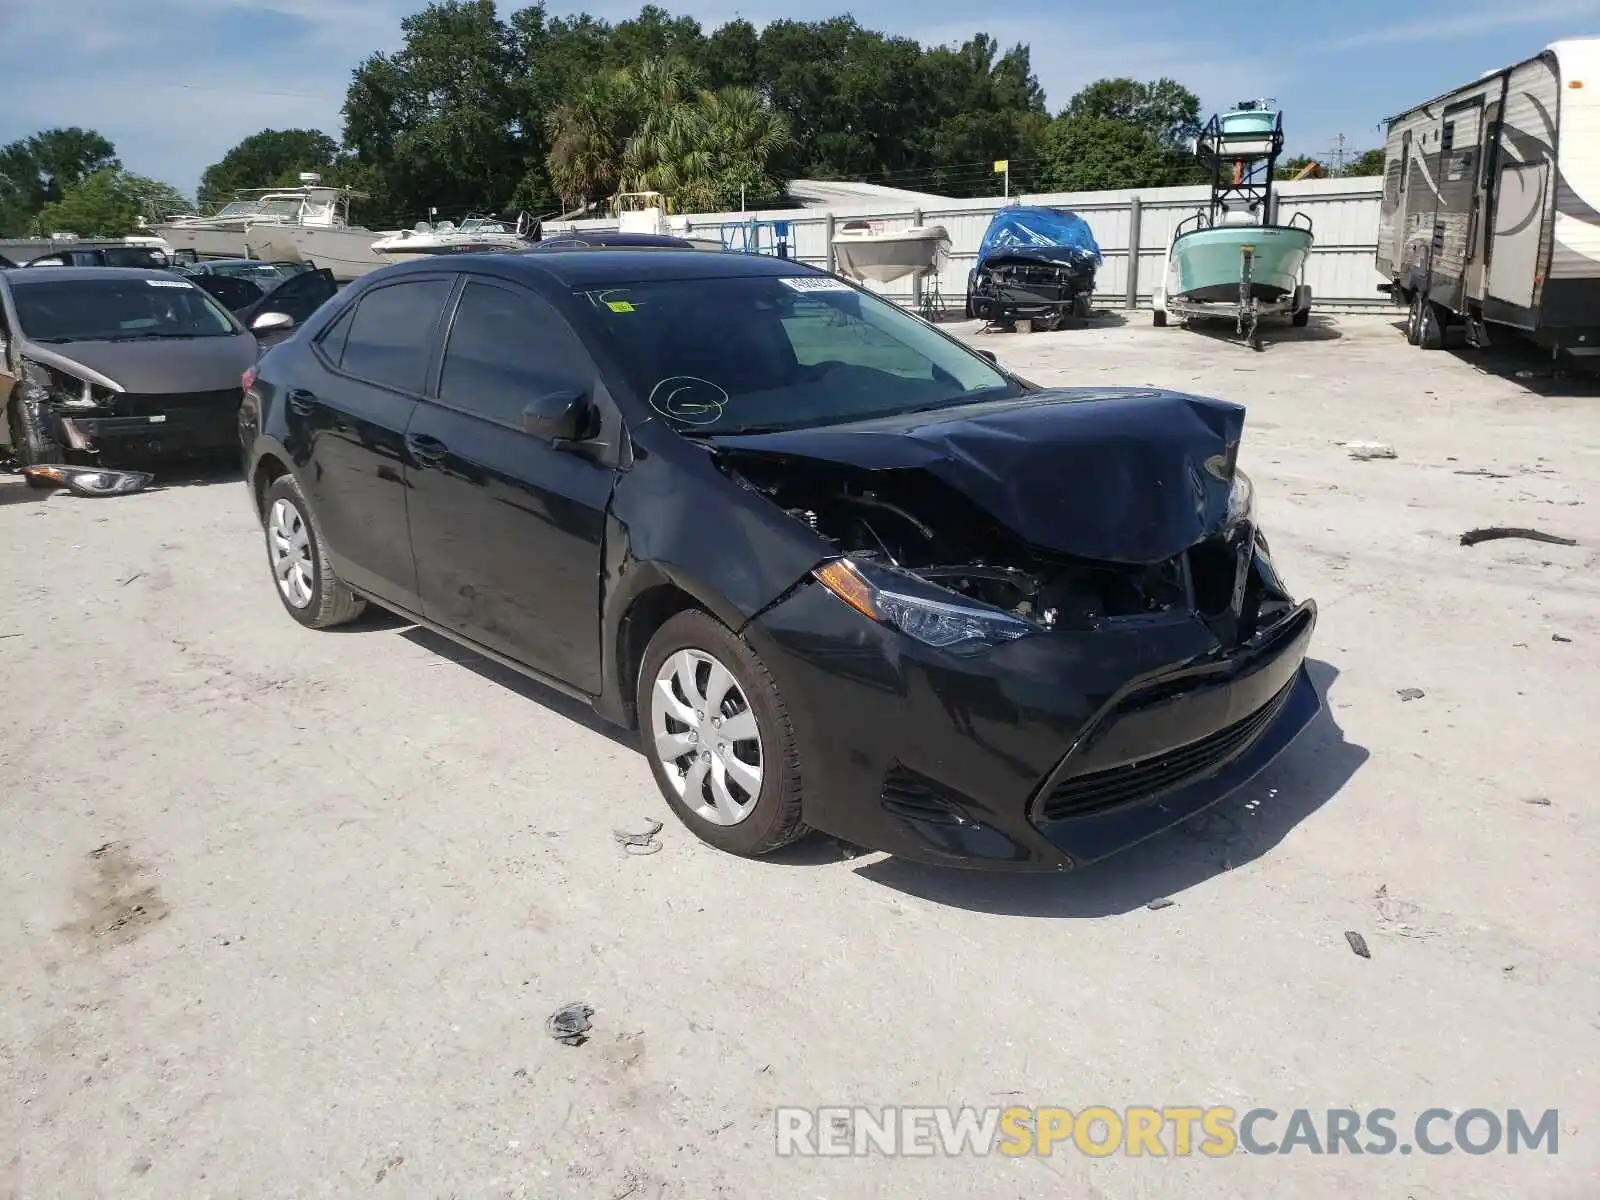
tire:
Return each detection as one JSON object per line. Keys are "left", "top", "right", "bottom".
{"left": 261, "top": 473, "right": 365, "bottom": 628}
{"left": 637, "top": 609, "right": 807, "bottom": 857}
{"left": 1292, "top": 305, "right": 1310, "bottom": 327}
{"left": 1152, "top": 309, "right": 1168, "bottom": 327}
{"left": 1418, "top": 300, "right": 1445, "bottom": 350}
{"left": 1071, "top": 292, "right": 1092, "bottom": 319}
{"left": 7, "top": 384, "right": 64, "bottom": 485}
{"left": 963, "top": 292, "right": 974, "bottom": 320}
{"left": 1406, "top": 292, "right": 1423, "bottom": 345}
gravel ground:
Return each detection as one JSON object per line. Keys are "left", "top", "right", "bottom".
{"left": 1, "top": 313, "right": 1596, "bottom": 1199}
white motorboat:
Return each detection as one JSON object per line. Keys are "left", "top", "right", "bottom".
{"left": 155, "top": 191, "right": 309, "bottom": 260}
{"left": 372, "top": 214, "right": 538, "bottom": 262}
{"left": 831, "top": 221, "right": 951, "bottom": 284}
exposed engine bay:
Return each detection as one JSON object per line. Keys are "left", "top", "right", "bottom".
{"left": 720, "top": 450, "right": 1295, "bottom": 642}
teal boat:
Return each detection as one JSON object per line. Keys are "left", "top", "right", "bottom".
{"left": 1152, "top": 101, "right": 1315, "bottom": 349}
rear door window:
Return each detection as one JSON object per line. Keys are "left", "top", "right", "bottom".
{"left": 338, "top": 278, "right": 452, "bottom": 393}
{"left": 437, "top": 280, "right": 591, "bottom": 426}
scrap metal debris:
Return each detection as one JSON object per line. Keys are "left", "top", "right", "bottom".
{"left": 1459, "top": 526, "right": 1578, "bottom": 547}
{"left": 1344, "top": 931, "right": 1372, "bottom": 959}
{"left": 545, "top": 1001, "right": 595, "bottom": 1046}
{"left": 1522, "top": 796, "right": 1553, "bottom": 807}
{"left": 1453, "top": 468, "right": 1512, "bottom": 478}
{"left": 1552, "top": 633, "right": 1573, "bottom": 643}
{"left": 1341, "top": 441, "right": 1397, "bottom": 461}
{"left": 612, "top": 818, "right": 663, "bottom": 855}
{"left": 1145, "top": 897, "right": 1176, "bottom": 911}
{"left": 1396, "top": 687, "right": 1425, "bottom": 701}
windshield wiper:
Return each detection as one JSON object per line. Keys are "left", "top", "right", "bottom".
{"left": 103, "top": 332, "right": 206, "bottom": 341}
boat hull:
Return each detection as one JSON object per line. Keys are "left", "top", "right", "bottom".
{"left": 1166, "top": 226, "right": 1312, "bottom": 304}
{"left": 832, "top": 227, "right": 951, "bottom": 284}
{"left": 154, "top": 223, "right": 254, "bottom": 260}
{"left": 249, "top": 226, "right": 390, "bottom": 282}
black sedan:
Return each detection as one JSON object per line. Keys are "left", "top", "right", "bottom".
{"left": 240, "top": 250, "right": 1320, "bottom": 870}
{"left": 2, "top": 267, "right": 262, "bottom": 471}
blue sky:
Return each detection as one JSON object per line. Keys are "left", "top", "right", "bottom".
{"left": 3, "top": 0, "right": 1599, "bottom": 197}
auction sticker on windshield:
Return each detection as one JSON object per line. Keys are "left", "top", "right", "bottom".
{"left": 779, "top": 276, "right": 853, "bottom": 293}
{"left": 146, "top": 280, "right": 193, "bottom": 288}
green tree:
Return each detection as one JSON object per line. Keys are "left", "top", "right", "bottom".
{"left": 1343, "top": 147, "right": 1386, "bottom": 177}
{"left": 544, "top": 55, "right": 791, "bottom": 213}
{"left": 198, "top": 129, "right": 341, "bottom": 209}
{"left": 0, "top": 127, "right": 119, "bottom": 235}
{"left": 1036, "top": 117, "right": 1173, "bottom": 192}
{"left": 32, "top": 169, "right": 186, "bottom": 237}
{"left": 343, "top": 0, "right": 531, "bottom": 224}
{"left": 920, "top": 36, "right": 1049, "bottom": 195}
{"left": 1060, "top": 77, "right": 1202, "bottom": 147}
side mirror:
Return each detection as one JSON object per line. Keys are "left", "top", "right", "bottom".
{"left": 975, "top": 348, "right": 998, "bottom": 363}
{"left": 523, "top": 389, "right": 593, "bottom": 444}
{"left": 252, "top": 311, "right": 295, "bottom": 333}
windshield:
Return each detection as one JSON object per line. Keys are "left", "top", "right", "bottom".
{"left": 101, "top": 247, "right": 169, "bottom": 269}
{"left": 11, "top": 277, "right": 240, "bottom": 342}
{"left": 579, "top": 274, "right": 1018, "bottom": 434}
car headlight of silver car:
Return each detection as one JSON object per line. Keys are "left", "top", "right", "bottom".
{"left": 813, "top": 557, "right": 1036, "bottom": 654}
{"left": 22, "top": 360, "right": 115, "bottom": 411}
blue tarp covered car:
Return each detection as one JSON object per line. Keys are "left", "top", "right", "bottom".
{"left": 966, "top": 206, "right": 1102, "bottom": 327}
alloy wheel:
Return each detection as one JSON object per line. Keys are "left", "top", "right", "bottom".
{"left": 649, "top": 647, "right": 764, "bottom": 826}
{"left": 267, "top": 497, "right": 315, "bottom": 609}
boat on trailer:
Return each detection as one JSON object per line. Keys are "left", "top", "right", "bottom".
{"left": 1152, "top": 101, "right": 1315, "bottom": 349}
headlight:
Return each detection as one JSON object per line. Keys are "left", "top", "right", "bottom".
{"left": 1226, "top": 469, "right": 1254, "bottom": 525}
{"left": 56, "top": 378, "right": 104, "bottom": 410}
{"left": 813, "top": 557, "right": 1036, "bottom": 654}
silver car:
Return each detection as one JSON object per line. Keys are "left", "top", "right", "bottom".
{"left": 0, "top": 266, "right": 266, "bottom": 479}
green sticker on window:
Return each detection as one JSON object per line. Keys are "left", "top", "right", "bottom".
{"left": 607, "top": 300, "right": 635, "bottom": 313}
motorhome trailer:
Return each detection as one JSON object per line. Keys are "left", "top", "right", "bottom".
{"left": 1376, "top": 37, "right": 1600, "bottom": 357}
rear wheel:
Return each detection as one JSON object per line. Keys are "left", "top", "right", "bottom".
{"left": 637, "top": 610, "right": 806, "bottom": 857}
{"left": 7, "top": 385, "right": 64, "bottom": 484}
{"left": 261, "top": 473, "right": 365, "bottom": 628}
{"left": 1153, "top": 309, "right": 1168, "bottom": 327}
{"left": 1417, "top": 299, "right": 1445, "bottom": 350}
{"left": 1405, "top": 291, "right": 1423, "bottom": 345}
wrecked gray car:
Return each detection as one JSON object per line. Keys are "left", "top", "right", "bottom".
{"left": 0, "top": 266, "right": 261, "bottom": 479}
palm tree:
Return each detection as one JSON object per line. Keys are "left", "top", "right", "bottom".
{"left": 544, "top": 68, "right": 636, "bottom": 209}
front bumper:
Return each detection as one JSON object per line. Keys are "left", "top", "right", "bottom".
{"left": 744, "top": 581, "right": 1319, "bottom": 871}
{"left": 57, "top": 406, "right": 241, "bottom": 459}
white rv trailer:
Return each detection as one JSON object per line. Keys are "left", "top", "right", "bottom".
{"left": 1376, "top": 37, "right": 1600, "bottom": 357}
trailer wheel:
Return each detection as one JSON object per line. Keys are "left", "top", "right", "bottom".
{"left": 1292, "top": 305, "right": 1310, "bottom": 328}
{"left": 1417, "top": 300, "right": 1445, "bottom": 351}
{"left": 1405, "top": 292, "right": 1423, "bottom": 345}
{"left": 1153, "top": 309, "right": 1168, "bottom": 327}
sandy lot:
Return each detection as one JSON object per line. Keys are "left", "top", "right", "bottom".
{"left": 1, "top": 313, "right": 1596, "bottom": 1199}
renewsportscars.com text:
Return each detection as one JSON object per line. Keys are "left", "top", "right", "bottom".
{"left": 775, "top": 1106, "right": 1560, "bottom": 1158}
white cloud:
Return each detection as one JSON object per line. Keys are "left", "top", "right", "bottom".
{"left": 1321, "top": 0, "right": 1600, "bottom": 51}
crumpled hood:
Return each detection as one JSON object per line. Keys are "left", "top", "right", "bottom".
{"left": 708, "top": 388, "right": 1246, "bottom": 564}
{"left": 25, "top": 335, "right": 257, "bottom": 394}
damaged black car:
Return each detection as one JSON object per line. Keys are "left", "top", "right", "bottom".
{"left": 241, "top": 250, "right": 1319, "bottom": 870}
{"left": 1, "top": 267, "right": 261, "bottom": 475}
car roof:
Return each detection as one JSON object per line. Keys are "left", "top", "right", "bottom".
{"left": 385, "top": 248, "right": 818, "bottom": 289}
{"left": 6, "top": 265, "right": 187, "bottom": 286}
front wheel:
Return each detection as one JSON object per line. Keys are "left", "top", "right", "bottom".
{"left": 637, "top": 610, "right": 806, "bottom": 857}
{"left": 7, "top": 385, "right": 64, "bottom": 483}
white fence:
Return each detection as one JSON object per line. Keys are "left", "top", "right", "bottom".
{"left": 566, "top": 175, "right": 1388, "bottom": 313}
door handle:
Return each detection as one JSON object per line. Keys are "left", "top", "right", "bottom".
{"left": 406, "top": 433, "right": 448, "bottom": 463}
{"left": 286, "top": 387, "right": 316, "bottom": 416}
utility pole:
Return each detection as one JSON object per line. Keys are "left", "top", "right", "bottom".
{"left": 1327, "top": 133, "right": 1349, "bottom": 174}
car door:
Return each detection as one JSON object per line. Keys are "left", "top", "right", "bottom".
{"left": 402, "top": 277, "right": 618, "bottom": 691}
{"left": 255, "top": 268, "right": 339, "bottom": 326}
{"left": 285, "top": 274, "right": 455, "bottom": 611}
